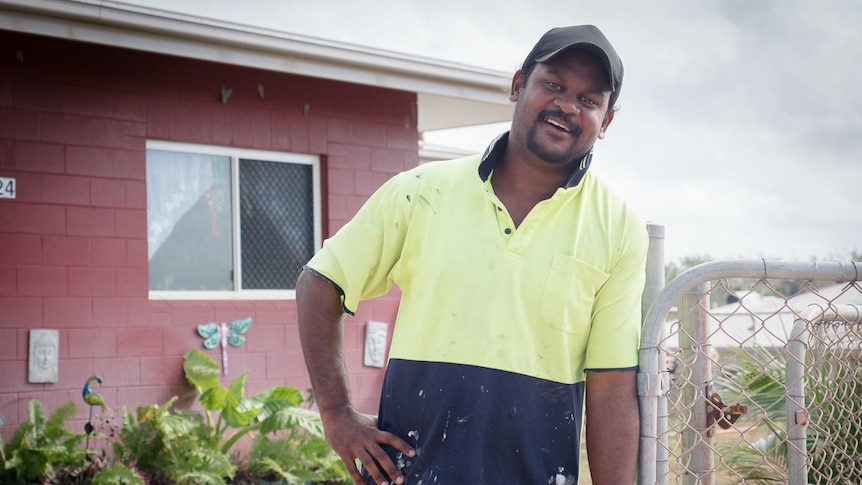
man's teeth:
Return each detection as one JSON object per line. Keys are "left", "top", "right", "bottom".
{"left": 545, "top": 118, "right": 570, "bottom": 132}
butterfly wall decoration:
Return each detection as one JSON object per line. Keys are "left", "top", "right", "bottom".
{"left": 197, "top": 317, "right": 252, "bottom": 375}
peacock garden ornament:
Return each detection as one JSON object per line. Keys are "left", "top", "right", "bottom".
{"left": 82, "top": 375, "right": 107, "bottom": 447}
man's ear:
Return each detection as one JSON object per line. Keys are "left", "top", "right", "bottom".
{"left": 598, "top": 109, "right": 615, "bottom": 140}
{"left": 509, "top": 70, "right": 524, "bottom": 103}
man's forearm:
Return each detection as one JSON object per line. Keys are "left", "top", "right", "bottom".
{"left": 296, "top": 268, "right": 352, "bottom": 415}
{"left": 585, "top": 370, "right": 639, "bottom": 484}
{"left": 296, "top": 269, "right": 416, "bottom": 484}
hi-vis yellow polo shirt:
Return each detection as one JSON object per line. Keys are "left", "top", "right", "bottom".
{"left": 306, "top": 132, "right": 648, "bottom": 484}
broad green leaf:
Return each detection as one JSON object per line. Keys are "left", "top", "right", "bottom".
{"left": 245, "top": 386, "right": 303, "bottom": 424}
{"left": 92, "top": 463, "right": 146, "bottom": 485}
{"left": 237, "top": 394, "right": 267, "bottom": 414}
{"left": 266, "top": 386, "right": 305, "bottom": 407}
{"left": 226, "top": 372, "right": 247, "bottom": 401}
{"left": 260, "top": 406, "right": 325, "bottom": 437}
{"left": 160, "top": 414, "right": 199, "bottom": 440}
{"left": 199, "top": 386, "right": 229, "bottom": 412}
{"left": 220, "top": 372, "right": 265, "bottom": 428}
{"left": 183, "top": 349, "right": 221, "bottom": 392}
{"left": 221, "top": 395, "right": 257, "bottom": 429}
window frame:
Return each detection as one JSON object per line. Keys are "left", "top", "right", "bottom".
{"left": 145, "top": 140, "right": 322, "bottom": 300}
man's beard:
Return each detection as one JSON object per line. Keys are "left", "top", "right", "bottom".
{"left": 525, "top": 111, "right": 585, "bottom": 165}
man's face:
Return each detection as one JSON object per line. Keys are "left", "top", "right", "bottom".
{"left": 509, "top": 49, "right": 614, "bottom": 167}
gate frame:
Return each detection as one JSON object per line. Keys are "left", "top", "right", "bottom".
{"left": 785, "top": 304, "right": 862, "bottom": 485}
{"left": 637, "top": 259, "right": 861, "bottom": 485}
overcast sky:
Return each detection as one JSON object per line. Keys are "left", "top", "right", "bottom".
{"left": 130, "top": 0, "right": 861, "bottom": 263}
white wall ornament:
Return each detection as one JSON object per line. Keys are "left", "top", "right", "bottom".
{"left": 363, "top": 321, "right": 389, "bottom": 368}
{"left": 28, "top": 329, "right": 59, "bottom": 383}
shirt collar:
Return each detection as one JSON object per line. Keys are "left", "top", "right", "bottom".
{"left": 477, "top": 131, "right": 593, "bottom": 189}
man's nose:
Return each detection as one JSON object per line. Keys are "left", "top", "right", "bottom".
{"left": 555, "top": 95, "right": 580, "bottom": 115}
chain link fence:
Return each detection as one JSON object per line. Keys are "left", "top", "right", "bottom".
{"left": 639, "top": 259, "right": 862, "bottom": 485}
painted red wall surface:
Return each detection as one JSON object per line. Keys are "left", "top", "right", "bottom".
{"left": 0, "top": 30, "right": 417, "bottom": 437}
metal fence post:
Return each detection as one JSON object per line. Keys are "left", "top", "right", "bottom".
{"left": 639, "top": 223, "right": 665, "bottom": 485}
{"left": 786, "top": 304, "right": 862, "bottom": 485}
{"left": 643, "top": 223, "right": 666, "bottom": 321}
{"left": 786, "top": 313, "right": 811, "bottom": 485}
{"left": 678, "top": 282, "right": 712, "bottom": 485}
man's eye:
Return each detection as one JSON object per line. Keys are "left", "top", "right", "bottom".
{"left": 545, "top": 82, "right": 562, "bottom": 91}
{"left": 581, "top": 97, "right": 599, "bottom": 107}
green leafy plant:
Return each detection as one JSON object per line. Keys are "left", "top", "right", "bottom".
{"left": 0, "top": 400, "right": 91, "bottom": 483}
{"left": 183, "top": 348, "right": 349, "bottom": 483}
{"left": 91, "top": 463, "right": 146, "bottom": 485}
{"left": 246, "top": 412, "right": 351, "bottom": 484}
{"left": 183, "top": 348, "right": 310, "bottom": 453}
{"left": 112, "top": 397, "right": 235, "bottom": 485}
{"left": 2, "top": 351, "right": 349, "bottom": 484}
{"left": 111, "top": 399, "right": 174, "bottom": 479}
{"left": 110, "top": 349, "right": 346, "bottom": 483}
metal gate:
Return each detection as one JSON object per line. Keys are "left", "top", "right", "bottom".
{"left": 638, "top": 258, "right": 862, "bottom": 484}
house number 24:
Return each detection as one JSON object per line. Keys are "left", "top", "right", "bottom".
{"left": 0, "top": 177, "right": 15, "bottom": 199}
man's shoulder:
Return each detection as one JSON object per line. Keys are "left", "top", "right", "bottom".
{"left": 411, "top": 153, "right": 481, "bottom": 174}
{"left": 397, "top": 154, "right": 482, "bottom": 186}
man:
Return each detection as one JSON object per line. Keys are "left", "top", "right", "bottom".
{"left": 298, "top": 24, "right": 646, "bottom": 485}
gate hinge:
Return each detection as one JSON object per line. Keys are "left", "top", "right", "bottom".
{"left": 637, "top": 372, "right": 669, "bottom": 397}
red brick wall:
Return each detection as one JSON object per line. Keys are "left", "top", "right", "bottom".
{"left": 0, "top": 30, "right": 417, "bottom": 437}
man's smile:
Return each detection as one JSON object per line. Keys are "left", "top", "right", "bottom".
{"left": 538, "top": 111, "right": 581, "bottom": 138}
{"left": 545, "top": 116, "right": 571, "bottom": 133}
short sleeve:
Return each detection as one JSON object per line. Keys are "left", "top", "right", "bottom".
{"left": 583, "top": 218, "right": 649, "bottom": 371}
{"left": 305, "top": 172, "right": 411, "bottom": 314}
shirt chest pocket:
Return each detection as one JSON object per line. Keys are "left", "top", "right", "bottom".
{"left": 540, "top": 254, "right": 610, "bottom": 335}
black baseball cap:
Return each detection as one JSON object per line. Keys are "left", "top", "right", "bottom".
{"left": 521, "top": 25, "right": 624, "bottom": 108}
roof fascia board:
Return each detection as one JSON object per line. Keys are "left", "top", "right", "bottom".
{"left": 0, "top": 0, "right": 512, "bottom": 107}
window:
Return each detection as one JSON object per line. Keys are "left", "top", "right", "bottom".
{"left": 146, "top": 141, "right": 321, "bottom": 299}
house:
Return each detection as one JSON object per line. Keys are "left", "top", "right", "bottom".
{"left": 0, "top": 0, "right": 513, "bottom": 436}
{"left": 666, "top": 282, "right": 862, "bottom": 350}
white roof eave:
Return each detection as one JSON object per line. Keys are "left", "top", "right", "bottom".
{"left": 0, "top": 0, "right": 514, "bottom": 132}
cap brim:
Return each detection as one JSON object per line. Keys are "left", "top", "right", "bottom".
{"left": 534, "top": 43, "right": 616, "bottom": 93}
